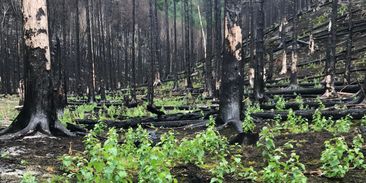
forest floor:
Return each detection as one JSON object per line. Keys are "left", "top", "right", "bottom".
{"left": 0, "top": 95, "right": 366, "bottom": 182}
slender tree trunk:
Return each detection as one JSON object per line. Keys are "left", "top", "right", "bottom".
{"left": 184, "top": 0, "right": 192, "bottom": 89}
{"left": 148, "top": 0, "right": 155, "bottom": 105}
{"left": 172, "top": 0, "right": 179, "bottom": 91}
{"left": 345, "top": 0, "right": 353, "bottom": 84}
{"left": 324, "top": 0, "right": 338, "bottom": 97}
{"left": 164, "top": 0, "right": 171, "bottom": 77}
{"left": 290, "top": 0, "right": 299, "bottom": 87}
{"left": 205, "top": 0, "right": 213, "bottom": 97}
{"left": 249, "top": 0, "right": 255, "bottom": 88}
{"left": 131, "top": 0, "right": 136, "bottom": 101}
{"left": 254, "top": 0, "right": 265, "bottom": 101}
{"left": 86, "top": 0, "right": 95, "bottom": 102}
{"left": 75, "top": 0, "right": 82, "bottom": 95}
{"left": 214, "top": 0, "right": 221, "bottom": 97}
{"left": 219, "top": 0, "right": 243, "bottom": 134}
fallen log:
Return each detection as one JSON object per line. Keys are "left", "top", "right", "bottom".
{"left": 260, "top": 91, "right": 364, "bottom": 110}
{"left": 267, "top": 84, "right": 360, "bottom": 95}
{"left": 156, "top": 105, "right": 219, "bottom": 111}
{"left": 252, "top": 107, "right": 366, "bottom": 121}
{"left": 76, "top": 119, "right": 209, "bottom": 129}
{"left": 266, "top": 81, "right": 345, "bottom": 89}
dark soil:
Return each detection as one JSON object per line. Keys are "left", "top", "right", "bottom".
{"left": 0, "top": 127, "right": 365, "bottom": 182}
{"left": 0, "top": 136, "right": 83, "bottom": 183}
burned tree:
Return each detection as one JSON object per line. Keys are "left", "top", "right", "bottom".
{"left": 131, "top": 0, "right": 137, "bottom": 102}
{"left": 289, "top": 0, "right": 299, "bottom": 88}
{"left": 172, "top": 0, "right": 179, "bottom": 91}
{"left": 219, "top": 0, "right": 243, "bottom": 134}
{"left": 205, "top": 0, "right": 214, "bottom": 97}
{"left": 0, "top": 0, "right": 73, "bottom": 139}
{"left": 324, "top": 0, "right": 338, "bottom": 98}
{"left": 254, "top": 0, "right": 265, "bottom": 101}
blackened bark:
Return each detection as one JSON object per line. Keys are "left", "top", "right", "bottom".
{"left": 154, "top": 0, "right": 162, "bottom": 81}
{"left": 324, "top": 0, "right": 338, "bottom": 97}
{"left": 0, "top": 0, "right": 73, "bottom": 139}
{"left": 164, "top": 0, "right": 171, "bottom": 77}
{"left": 173, "top": 0, "right": 179, "bottom": 91}
{"left": 75, "top": 0, "right": 81, "bottom": 95}
{"left": 254, "top": 0, "right": 265, "bottom": 101}
{"left": 148, "top": 0, "right": 155, "bottom": 105}
{"left": 205, "top": 0, "right": 213, "bottom": 97}
{"left": 290, "top": 0, "right": 299, "bottom": 87}
{"left": 219, "top": 0, "right": 243, "bottom": 133}
{"left": 213, "top": 0, "right": 222, "bottom": 98}
{"left": 184, "top": 0, "right": 192, "bottom": 89}
{"left": 86, "top": 0, "right": 95, "bottom": 102}
{"left": 345, "top": 0, "right": 353, "bottom": 84}
{"left": 131, "top": 0, "right": 137, "bottom": 101}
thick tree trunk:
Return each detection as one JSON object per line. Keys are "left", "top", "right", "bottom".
{"left": 219, "top": 0, "right": 243, "bottom": 134}
{"left": 0, "top": 0, "right": 73, "bottom": 139}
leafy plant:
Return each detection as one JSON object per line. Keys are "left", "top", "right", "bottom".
{"left": 257, "top": 127, "right": 276, "bottom": 159}
{"left": 321, "top": 135, "right": 366, "bottom": 178}
{"left": 61, "top": 116, "right": 254, "bottom": 182}
{"left": 274, "top": 96, "right": 286, "bottom": 111}
{"left": 328, "top": 115, "right": 352, "bottom": 134}
{"left": 311, "top": 109, "right": 330, "bottom": 132}
{"left": 21, "top": 172, "right": 37, "bottom": 183}
{"left": 348, "top": 135, "right": 366, "bottom": 169}
{"left": 261, "top": 151, "right": 307, "bottom": 183}
{"left": 295, "top": 95, "right": 306, "bottom": 110}
{"left": 321, "top": 137, "right": 350, "bottom": 178}
{"left": 285, "top": 109, "right": 309, "bottom": 134}
{"left": 242, "top": 105, "right": 262, "bottom": 133}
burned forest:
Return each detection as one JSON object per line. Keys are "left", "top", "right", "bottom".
{"left": 1, "top": 0, "right": 366, "bottom": 182}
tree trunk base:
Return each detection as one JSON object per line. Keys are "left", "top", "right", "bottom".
{"left": 0, "top": 112, "right": 75, "bottom": 140}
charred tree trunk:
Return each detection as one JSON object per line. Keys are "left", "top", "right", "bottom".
{"left": 249, "top": 0, "right": 255, "bottom": 88}
{"left": 164, "top": 0, "right": 171, "bottom": 77}
{"left": 345, "top": 0, "right": 353, "bottom": 84}
{"left": 213, "top": 0, "right": 222, "bottom": 98}
{"left": 324, "top": 0, "right": 338, "bottom": 98}
{"left": 184, "top": 0, "right": 192, "bottom": 89}
{"left": 290, "top": 0, "right": 299, "bottom": 87}
{"left": 219, "top": 0, "right": 243, "bottom": 134}
{"left": 86, "top": 0, "right": 95, "bottom": 103}
{"left": 131, "top": 0, "right": 137, "bottom": 102}
{"left": 205, "top": 0, "right": 213, "bottom": 97}
{"left": 0, "top": 0, "right": 73, "bottom": 139}
{"left": 172, "top": 0, "right": 179, "bottom": 91}
{"left": 148, "top": 0, "right": 155, "bottom": 105}
{"left": 75, "top": 0, "right": 82, "bottom": 96}
{"left": 254, "top": 0, "right": 265, "bottom": 101}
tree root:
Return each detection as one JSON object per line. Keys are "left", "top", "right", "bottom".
{"left": 0, "top": 117, "right": 75, "bottom": 140}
